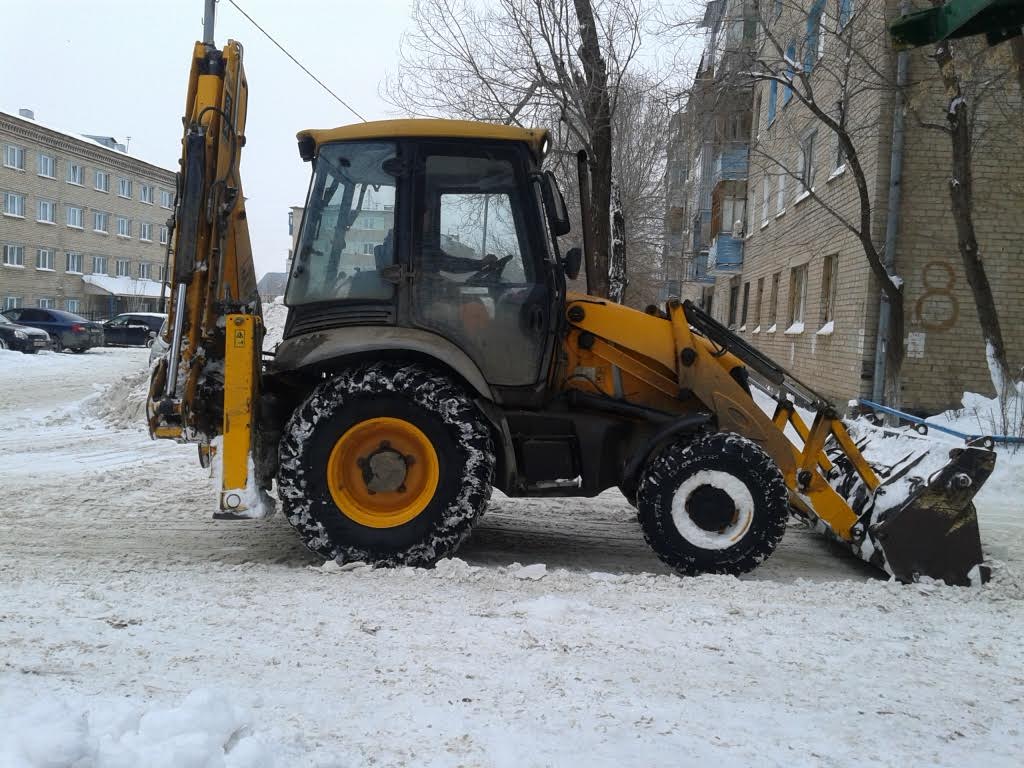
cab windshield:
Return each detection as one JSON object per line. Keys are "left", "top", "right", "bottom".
{"left": 286, "top": 141, "right": 398, "bottom": 305}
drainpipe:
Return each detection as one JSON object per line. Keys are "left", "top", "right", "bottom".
{"left": 871, "top": 1, "right": 910, "bottom": 404}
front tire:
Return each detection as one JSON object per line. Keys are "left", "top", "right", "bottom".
{"left": 278, "top": 362, "right": 495, "bottom": 567}
{"left": 636, "top": 432, "right": 789, "bottom": 577}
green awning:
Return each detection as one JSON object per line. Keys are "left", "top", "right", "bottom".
{"left": 890, "top": 0, "right": 1024, "bottom": 49}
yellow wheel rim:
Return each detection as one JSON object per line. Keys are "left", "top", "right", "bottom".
{"left": 326, "top": 417, "right": 440, "bottom": 529}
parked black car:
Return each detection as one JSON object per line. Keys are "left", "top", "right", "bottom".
{"left": 0, "top": 313, "right": 51, "bottom": 353}
{"left": 1, "top": 308, "right": 105, "bottom": 353}
{"left": 103, "top": 312, "right": 167, "bottom": 347}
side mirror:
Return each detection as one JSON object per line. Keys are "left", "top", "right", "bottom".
{"left": 541, "top": 171, "right": 571, "bottom": 237}
{"left": 561, "top": 247, "right": 582, "bottom": 280}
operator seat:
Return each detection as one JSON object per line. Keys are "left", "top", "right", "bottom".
{"left": 348, "top": 231, "right": 395, "bottom": 300}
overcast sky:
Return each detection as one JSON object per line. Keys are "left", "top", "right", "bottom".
{"left": 5, "top": 0, "right": 414, "bottom": 280}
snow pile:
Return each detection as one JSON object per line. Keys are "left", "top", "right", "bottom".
{"left": 0, "top": 689, "right": 276, "bottom": 768}
{"left": 261, "top": 297, "right": 288, "bottom": 352}
{"left": 84, "top": 365, "right": 152, "bottom": 428}
{"left": 929, "top": 389, "right": 1024, "bottom": 443}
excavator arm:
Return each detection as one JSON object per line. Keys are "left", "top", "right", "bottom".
{"left": 148, "top": 39, "right": 266, "bottom": 517}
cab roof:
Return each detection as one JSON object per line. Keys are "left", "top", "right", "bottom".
{"left": 296, "top": 119, "right": 550, "bottom": 161}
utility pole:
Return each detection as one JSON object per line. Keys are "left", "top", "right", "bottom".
{"left": 203, "top": 0, "right": 217, "bottom": 45}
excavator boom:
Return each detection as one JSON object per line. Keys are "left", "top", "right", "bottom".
{"left": 148, "top": 39, "right": 266, "bottom": 517}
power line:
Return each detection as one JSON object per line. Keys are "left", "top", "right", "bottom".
{"left": 223, "top": 0, "right": 367, "bottom": 122}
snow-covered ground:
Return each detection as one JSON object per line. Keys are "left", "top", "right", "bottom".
{"left": 1, "top": 346, "right": 1022, "bottom": 767}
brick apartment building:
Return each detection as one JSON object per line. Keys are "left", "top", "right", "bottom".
{"left": 1, "top": 108, "right": 176, "bottom": 318}
{"left": 663, "top": 0, "right": 1024, "bottom": 414}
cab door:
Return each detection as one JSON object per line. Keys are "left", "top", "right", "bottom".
{"left": 409, "top": 142, "right": 553, "bottom": 389}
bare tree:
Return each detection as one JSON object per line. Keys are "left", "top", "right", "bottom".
{"left": 387, "top": 0, "right": 646, "bottom": 298}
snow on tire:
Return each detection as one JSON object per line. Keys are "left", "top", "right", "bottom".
{"left": 636, "top": 432, "right": 788, "bottom": 577}
{"left": 277, "top": 361, "right": 495, "bottom": 567}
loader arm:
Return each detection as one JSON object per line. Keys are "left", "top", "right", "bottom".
{"left": 148, "top": 39, "right": 266, "bottom": 517}
{"left": 560, "top": 294, "right": 995, "bottom": 585}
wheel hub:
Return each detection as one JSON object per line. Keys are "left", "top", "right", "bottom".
{"left": 359, "top": 443, "right": 412, "bottom": 494}
{"left": 685, "top": 485, "right": 737, "bottom": 532}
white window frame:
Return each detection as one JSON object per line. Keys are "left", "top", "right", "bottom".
{"left": 821, "top": 253, "right": 839, "bottom": 325}
{"left": 140, "top": 222, "right": 153, "bottom": 242}
{"left": 158, "top": 265, "right": 167, "bottom": 281}
{"left": 160, "top": 189, "right": 173, "bottom": 209}
{"left": 776, "top": 170, "right": 787, "bottom": 216}
{"left": 4, "top": 296, "right": 23, "bottom": 310}
{"left": 3, "top": 244, "right": 25, "bottom": 267}
{"left": 37, "top": 297, "right": 55, "bottom": 309}
{"left": 94, "top": 170, "right": 110, "bottom": 192}
{"left": 94, "top": 211, "right": 110, "bottom": 233}
{"left": 117, "top": 216, "right": 132, "bottom": 238}
{"left": 92, "top": 255, "right": 108, "bottom": 275}
{"left": 760, "top": 174, "right": 770, "bottom": 226}
{"left": 117, "top": 178, "right": 132, "bottom": 198}
{"left": 65, "top": 299, "right": 80, "bottom": 313}
{"left": 66, "top": 205, "right": 84, "bottom": 229}
{"left": 4, "top": 191, "right": 26, "bottom": 218}
{"left": 67, "top": 163, "right": 84, "bottom": 186}
{"left": 66, "top": 252, "right": 84, "bottom": 274}
{"left": 37, "top": 153, "right": 55, "bottom": 178}
{"left": 158, "top": 225, "right": 169, "bottom": 245}
{"left": 37, "top": 198, "right": 56, "bottom": 224}
{"left": 115, "top": 258, "right": 130, "bottom": 277}
{"left": 140, "top": 184, "right": 154, "bottom": 204}
{"left": 788, "top": 264, "right": 808, "bottom": 329}
{"left": 3, "top": 144, "right": 25, "bottom": 171}
{"left": 799, "top": 130, "right": 818, "bottom": 194}
{"left": 36, "top": 248, "right": 54, "bottom": 271}
{"left": 139, "top": 262, "right": 152, "bottom": 279}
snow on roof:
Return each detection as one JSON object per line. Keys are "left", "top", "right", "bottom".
{"left": 81, "top": 274, "right": 168, "bottom": 299}
{"left": 1, "top": 108, "right": 173, "bottom": 175}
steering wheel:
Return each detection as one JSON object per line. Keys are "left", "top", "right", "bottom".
{"left": 465, "top": 255, "right": 514, "bottom": 287}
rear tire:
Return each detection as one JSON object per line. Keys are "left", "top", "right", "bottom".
{"left": 636, "top": 432, "right": 788, "bottom": 577}
{"left": 0, "top": 337, "right": 7, "bottom": 351}
{"left": 278, "top": 362, "right": 495, "bottom": 567}
{"left": 51, "top": 336, "right": 63, "bottom": 353}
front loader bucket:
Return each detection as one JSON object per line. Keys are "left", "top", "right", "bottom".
{"left": 868, "top": 446, "right": 995, "bottom": 586}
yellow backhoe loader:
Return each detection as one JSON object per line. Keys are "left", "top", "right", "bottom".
{"left": 148, "top": 35, "right": 996, "bottom": 586}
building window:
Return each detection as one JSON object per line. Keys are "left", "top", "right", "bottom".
{"left": 288, "top": 209, "right": 294, "bottom": 235}
{"left": 37, "top": 297, "right": 55, "bottom": 309}
{"left": 94, "top": 211, "right": 109, "bottom": 233}
{"left": 140, "top": 222, "right": 153, "bottom": 241}
{"left": 727, "top": 278, "right": 740, "bottom": 328}
{"left": 3, "top": 244, "right": 25, "bottom": 267}
{"left": 65, "top": 299, "right": 80, "bottom": 313}
{"left": 158, "top": 225, "right": 169, "bottom": 245}
{"left": 67, "top": 163, "right": 84, "bottom": 185}
{"left": 821, "top": 254, "right": 839, "bottom": 326}
{"left": 760, "top": 174, "right": 770, "bottom": 225}
{"left": 66, "top": 252, "right": 84, "bottom": 274}
{"left": 788, "top": 264, "right": 808, "bottom": 330}
{"left": 118, "top": 178, "right": 132, "bottom": 198}
{"left": 839, "top": 0, "right": 855, "bottom": 29}
{"left": 4, "top": 296, "right": 22, "bottom": 310}
{"left": 722, "top": 198, "right": 746, "bottom": 236}
{"left": 783, "top": 43, "right": 796, "bottom": 104}
{"left": 754, "top": 277, "right": 765, "bottom": 330}
{"left": 805, "top": 0, "right": 825, "bottom": 71}
{"left": 140, "top": 184, "right": 154, "bottom": 204}
{"left": 768, "top": 272, "right": 781, "bottom": 329}
{"left": 37, "top": 199, "right": 56, "bottom": 224}
{"left": 116, "top": 259, "right": 130, "bottom": 277}
{"left": 66, "top": 205, "right": 84, "bottom": 229}
{"left": 92, "top": 255, "right": 108, "bottom": 274}
{"left": 3, "top": 144, "right": 25, "bottom": 170}
{"left": 38, "top": 154, "right": 55, "bottom": 178}
{"left": 800, "top": 131, "right": 818, "bottom": 192}
{"left": 95, "top": 170, "right": 110, "bottom": 192}
{"left": 776, "top": 170, "right": 787, "bottom": 215}
{"left": 158, "top": 264, "right": 167, "bottom": 281}
{"left": 36, "top": 248, "right": 54, "bottom": 271}
{"left": 3, "top": 191, "right": 25, "bottom": 218}
{"left": 767, "top": 81, "right": 777, "bottom": 124}
{"left": 117, "top": 216, "right": 132, "bottom": 238}
{"left": 740, "top": 282, "right": 750, "bottom": 328}
{"left": 139, "top": 262, "right": 152, "bottom": 279}
{"left": 160, "top": 189, "right": 173, "bottom": 208}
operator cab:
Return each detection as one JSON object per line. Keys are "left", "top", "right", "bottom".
{"left": 284, "top": 119, "right": 573, "bottom": 398}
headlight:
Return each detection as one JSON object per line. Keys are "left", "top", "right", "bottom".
{"left": 14, "top": 330, "right": 27, "bottom": 339}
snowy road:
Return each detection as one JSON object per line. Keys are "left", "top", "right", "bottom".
{"left": 1, "top": 347, "right": 1022, "bottom": 767}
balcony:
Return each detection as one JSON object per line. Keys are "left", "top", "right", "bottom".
{"left": 712, "top": 147, "right": 749, "bottom": 185}
{"left": 684, "top": 252, "right": 715, "bottom": 284}
{"left": 708, "top": 234, "right": 744, "bottom": 273}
